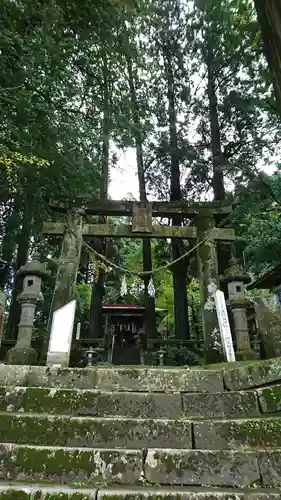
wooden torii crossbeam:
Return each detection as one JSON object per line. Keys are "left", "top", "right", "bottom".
{"left": 42, "top": 221, "right": 235, "bottom": 241}
{"left": 48, "top": 198, "right": 233, "bottom": 217}
{"left": 42, "top": 200, "right": 235, "bottom": 241}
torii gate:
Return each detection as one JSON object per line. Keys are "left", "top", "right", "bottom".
{"left": 42, "top": 199, "right": 235, "bottom": 362}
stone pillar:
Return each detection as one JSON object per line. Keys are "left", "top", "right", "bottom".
{"left": 7, "top": 253, "right": 48, "bottom": 365}
{"left": 221, "top": 258, "right": 256, "bottom": 360}
{"left": 195, "top": 211, "right": 222, "bottom": 364}
{"left": 47, "top": 208, "right": 84, "bottom": 329}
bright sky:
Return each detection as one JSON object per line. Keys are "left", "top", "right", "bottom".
{"left": 109, "top": 148, "right": 139, "bottom": 200}
{"left": 109, "top": 146, "right": 278, "bottom": 202}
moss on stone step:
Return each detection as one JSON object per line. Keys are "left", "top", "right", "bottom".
{"left": 0, "top": 444, "right": 142, "bottom": 485}
{"left": 144, "top": 449, "right": 261, "bottom": 487}
{"left": 94, "top": 367, "right": 223, "bottom": 393}
{"left": 0, "top": 365, "right": 224, "bottom": 393}
{"left": 223, "top": 357, "right": 281, "bottom": 391}
{"left": 0, "top": 414, "right": 192, "bottom": 449}
{"left": 0, "top": 387, "right": 183, "bottom": 419}
{"left": 257, "top": 384, "right": 281, "bottom": 413}
{"left": 0, "top": 365, "right": 30, "bottom": 387}
{"left": 194, "top": 417, "right": 281, "bottom": 449}
{"left": 258, "top": 449, "right": 281, "bottom": 486}
{"left": 0, "top": 488, "right": 281, "bottom": 500}
{"left": 182, "top": 391, "right": 259, "bottom": 418}
{"left": 97, "top": 490, "right": 281, "bottom": 500}
{"left": 0, "top": 488, "right": 96, "bottom": 499}
{"left": 0, "top": 385, "right": 262, "bottom": 419}
{"left": 0, "top": 492, "right": 28, "bottom": 499}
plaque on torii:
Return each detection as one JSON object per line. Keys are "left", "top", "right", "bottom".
{"left": 131, "top": 202, "right": 153, "bottom": 233}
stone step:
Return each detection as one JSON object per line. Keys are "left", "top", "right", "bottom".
{"left": 257, "top": 384, "right": 281, "bottom": 413}
{"left": 4, "top": 413, "right": 281, "bottom": 451}
{"left": 2, "top": 357, "right": 281, "bottom": 393}
{"left": 0, "top": 413, "right": 192, "bottom": 448}
{"left": 0, "top": 482, "right": 97, "bottom": 499}
{"left": 0, "top": 386, "right": 260, "bottom": 419}
{"left": 0, "top": 444, "right": 280, "bottom": 487}
{"left": 223, "top": 358, "right": 281, "bottom": 391}
{"left": 0, "top": 444, "right": 142, "bottom": 485}
{"left": 0, "top": 365, "right": 224, "bottom": 392}
{"left": 144, "top": 448, "right": 281, "bottom": 487}
{"left": 2, "top": 413, "right": 281, "bottom": 450}
{"left": 0, "top": 485, "right": 280, "bottom": 500}
{"left": 98, "top": 488, "right": 281, "bottom": 500}
{"left": 194, "top": 416, "right": 281, "bottom": 450}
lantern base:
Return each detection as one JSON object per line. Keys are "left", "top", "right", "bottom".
{"left": 236, "top": 348, "right": 257, "bottom": 361}
{"left": 6, "top": 346, "right": 38, "bottom": 365}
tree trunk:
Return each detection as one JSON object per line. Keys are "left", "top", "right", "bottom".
{"left": 126, "top": 50, "right": 157, "bottom": 341}
{"left": 206, "top": 29, "right": 231, "bottom": 278}
{"left": 164, "top": 48, "right": 190, "bottom": 340}
{"left": 255, "top": 0, "right": 281, "bottom": 116}
{"left": 47, "top": 209, "right": 84, "bottom": 321}
{"left": 40, "top": 208, "right": 84, "bottom": 362}
{"left": 89, "top": 54, "right": 110, "bottom": 339}
{"left": 6, "top": 203, "right": 31, "bottom": 340}
{"left": 206, "top": 33, "right": 225, "bottom": 201}
{"left": 195, "top": 212, "right": 222, "bottom": 364}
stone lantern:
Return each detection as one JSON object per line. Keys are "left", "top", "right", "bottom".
{"left": 220, "top": 257, "right": 255, "bottom": 360}
{"left": 7, "top": 253, "right": 48, "bottom": 365}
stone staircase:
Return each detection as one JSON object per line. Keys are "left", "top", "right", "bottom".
{"left": 0, "top": 359, "right": 281, "bottom": 499}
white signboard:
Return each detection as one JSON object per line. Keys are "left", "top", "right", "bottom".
{"left": 47, "top": 300, "right": 76, "bottom": 366}
{"left": 214, "top": 290, "right": 236, "bottom": 362}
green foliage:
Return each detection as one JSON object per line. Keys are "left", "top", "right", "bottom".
{"left": 0, "top": 145, "right": 49, "bottom": 199}
{"left": 233, "top": 172, "right": 281, "bottom": 274}
{"left": 75, "top": 284, "right": 92, "bottom": 329}
{"left": 1, "top": 0, "right": 281, "bottom": 345}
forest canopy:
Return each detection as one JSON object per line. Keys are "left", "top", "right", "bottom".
{"left": 0, "top": 0, "right": 280, "bottom": 342}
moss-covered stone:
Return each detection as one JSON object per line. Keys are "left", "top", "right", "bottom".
{"left": 144, "top": 449, "right": 260, "bottom": 487}
{"left": 0, "top": 365, "right": 223, "bottom": 393}
{"left": 223, "top": 357, "right": 281, "bottom": 390}
{"left": 182, "top": 391, "right": 259, "bottom": 419}
{"left": 0, "top": 491, "right": 28, "bottom": 499}
{"left": 27, "top": 366, "right": 97, "bottom": 389}
{"left": 0, "top": 365, "right": 30, "bottom": 386}
{"left": 2, "top": 386, "right": 94, "bottom": 415}
{"left": 0, "top": 486, "right": 97, "bottom": 499}
{"left": 0, "top": 487, "right": 280, "bottom": 500}
{"left": 1, "top": 387, "right": 183, "bottom": 419}
{"left": 257, "top": 384, "right": 281, "bottom": 413}
{"left": 258, "top": 450, "right": 281, "bottom": 487}
{"left": 6, "top": 346, "right": 37, "bottom": 365}
{"left": 194, "top": 417, "right": 281, "bottom": 450}
{"left": 95, "top": 367, "right": 224, "bottom": 393}
{"left": 97, "top": 490, "right": 281, "bottom": 500}
{"left": 0, "top": 414, "right": 192, "bottom": 449}
{"left": 0, "top": 444, "right": 142, "bottom": 485}
{"left": 92, "top": 391, "right": 183, "bottom": 419}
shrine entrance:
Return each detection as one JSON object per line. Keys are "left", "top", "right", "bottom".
{"left": 42, "top": 198, "right": 235, "bottom": 365}
{"left": 103, "top": 304, "right": 145, "bottom": 365}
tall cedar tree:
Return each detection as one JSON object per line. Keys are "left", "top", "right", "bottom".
{"left": 255, "top": 0, "right": 281, "bottom": 116}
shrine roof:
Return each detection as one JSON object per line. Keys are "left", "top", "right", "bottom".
{"left": 247, "top": 262, "right": 281, "bottom": 290}
{"left": 102, "top": 304, "right": 145, "bottom": 310}
{"left": 102, "top": 304, "right": 167, "bottom": 312}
